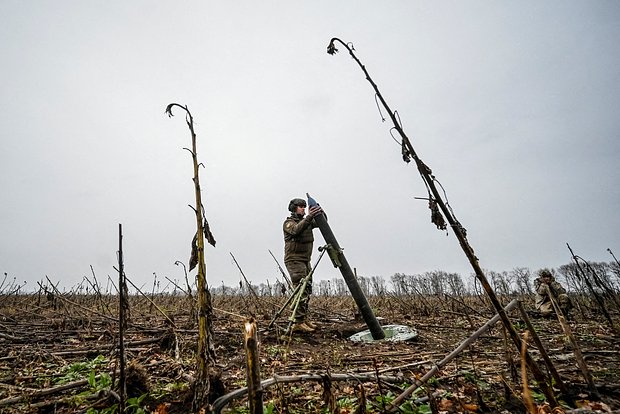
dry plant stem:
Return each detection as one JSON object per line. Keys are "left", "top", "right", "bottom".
{"left": 0, "top": 373, "right": 111, "bottom": 407}
{"left": 444, "top": 294, "right": 485, "bottom": 320}
{"left": 44, "top": 276, "right": 117, "bottom": 323}
{"left": 212, "top": 373, "right": 405, "bottom": 413}
{"left": 165, "top": 275, "right": 192, "bottom": 297}
{"left": 74, "top": 391, "right": 120, "bottom": 412}
{"left": 360, "top": 360, "right": 431, "bottom": 376}
{"left": 608, "top": 248, "right": 620, "bottom": 271}
{"left": 166, "top": 103, "right": 216, "bottom": 412}
{"left": 117, "top": 224, "right": 127, "bottom": 413}
{"left": 177, "top": 260, "right": 194, "bottom": 303}
{"left": 386, "top": 299, "right": 519, "bottom": 411}
{"left": 567, "top": 243, "right": 616, "bottom": 331}
{"left": 231, "top": 252, "right": 262, "bottom": 303}
{"left": 172, "top": 260, "right": 195, "bottom": 312}
{"left": 0, "top": 361, "right": 165, "bottom": 408}
{"left": 581, "top": 260, "right": 620, "bottom": 309}
{"left": 328, "top": 37, "right": 557, "bottom": 408}
{"left": 90, "top": 265, "right": 112, "bottom": 317}
{"left": 500, "top": 325, "right": 518, "bottom": 384}
{"left": 373, "top": 358, "right": 387, "bottom": 413}
{"left": 0, "top": 331, "right": 19, "bottom": 341}
{"left": 269, "top": 249, "right": 292, "bottom": 290}
{"left": 244, "top": 319, "right": 263, "bottom": 414}
{"left": 546, "top": 285, "right": 600, "bottom": 399}
{"left": 44, "top": 337, "right": 162, "bottom": 357}
{"left": 521, "top": 332, "right": 538, "bottom": 414}
{"left": 517, "top": 302, "right": 570, "bottom": 398}
{"left": 0, "top": 379, "right": 90, "bottom": 407}
{"left": 149, "top": 273, "right": 157, "bottom": 313}
{"left": 120, "top": 273, "right": 177, "bottom": 329}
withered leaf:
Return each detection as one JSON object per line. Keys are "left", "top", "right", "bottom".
{"left": 402, "top": 140, "right": 411, "bottom": 163}
{"left": 189, "top": 232, "right": 198, "bottom": 271}
{"left": 429, "top": 199, "right": 447, "bottom": 231}
{"left": 203, "top": 218, "right": 216, "bottom": 247}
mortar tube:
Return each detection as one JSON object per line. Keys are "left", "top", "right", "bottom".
{"left": 307, "top": 193, "right": 385, "bottom": 340}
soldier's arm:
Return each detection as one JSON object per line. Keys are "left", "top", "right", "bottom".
{"left": 552, "top": 282, "right": 566, "bottom": 295}
{"left": 283, "top": 218, "right": 313, "bottom": 236}
{"left": 535, "top": 281, "right": 548, "bottom": 295}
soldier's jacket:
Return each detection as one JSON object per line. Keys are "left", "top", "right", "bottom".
{"left": 283, "top": 214, "right": 317, "bottom": 263}
{"left": 534, "top": 277, "right": 568, "bottom": 311}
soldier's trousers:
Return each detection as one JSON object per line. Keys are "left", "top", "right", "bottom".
{"left": 285, "top": 260, "right": 312, "bottom": 322}
{"left": 540, "top": 293, "right": 571, "bottom": 317}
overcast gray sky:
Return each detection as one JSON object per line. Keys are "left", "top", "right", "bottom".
{"left": 1, "top": 1, "right": 618, "bottom": 292}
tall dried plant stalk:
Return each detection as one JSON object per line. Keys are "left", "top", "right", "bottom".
{"left": 327, "top": 38, "right": 557, "bottom": 408}
{"left": 166, "top": 103, "right": 217, "bottom": 412}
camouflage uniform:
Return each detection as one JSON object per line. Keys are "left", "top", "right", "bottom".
{"left": 534, "top": 276, "right": 571, "bottom": 317}
{"left": 283, "top": 212, "right": 317, "bottom": 323}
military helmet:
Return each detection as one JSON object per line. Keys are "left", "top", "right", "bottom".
{"left": 539, "top": 269, "right": 553, "bottom": 279}
{"left": 288, "top": 198, "right": 306, "bottom": 212}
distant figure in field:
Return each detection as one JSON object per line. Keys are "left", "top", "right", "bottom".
{"left": 534, "top": 269, "right": 572, "bottom": 317}
{"left": 283, "top": 197, "right": 323, "bottom": 333}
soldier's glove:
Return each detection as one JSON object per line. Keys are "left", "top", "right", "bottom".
{"left": 308, "top": 205, "right": 323, "bottom": 218}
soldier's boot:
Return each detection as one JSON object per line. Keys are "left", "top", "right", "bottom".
{"left": 292, "top": 321, "right": 316, "bottom": 333}
{"left": 305, "top": 320, "right": 319, "bottom": 329}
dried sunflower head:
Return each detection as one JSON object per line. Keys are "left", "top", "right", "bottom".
{"left": 327, "top": 41, "right": 338, "bottom": 55}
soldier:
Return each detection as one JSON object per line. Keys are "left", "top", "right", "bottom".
{"left": 283, "top": 198, "right": 323, "bottom": 333}
{"left": 534, "top": 269, "right": 572, "bottom": 318}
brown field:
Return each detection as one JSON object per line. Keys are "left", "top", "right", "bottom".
{"left": 1, "top": 291, "right": 619, "bottom": 413}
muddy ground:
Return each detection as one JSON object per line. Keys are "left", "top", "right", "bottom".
{"left": 1, "top": 293, "right": 619, "bottom": 413}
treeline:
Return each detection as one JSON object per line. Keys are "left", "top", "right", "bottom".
{"left": 3, "top": 260, "right": 618, "bottom": 300}
{"left": 215, "top": 260, "right": 620, "bottom": 298}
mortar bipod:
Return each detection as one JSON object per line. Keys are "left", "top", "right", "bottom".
{"left": 268, "top": 244, "right": 330, "bottom": 332}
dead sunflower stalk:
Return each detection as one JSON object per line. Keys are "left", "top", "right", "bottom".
{"left": 326, "top": 37, "right": 558, "bottom": 409}
{"left": 166, "top": 103, "right": 217, "bottom": 412}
